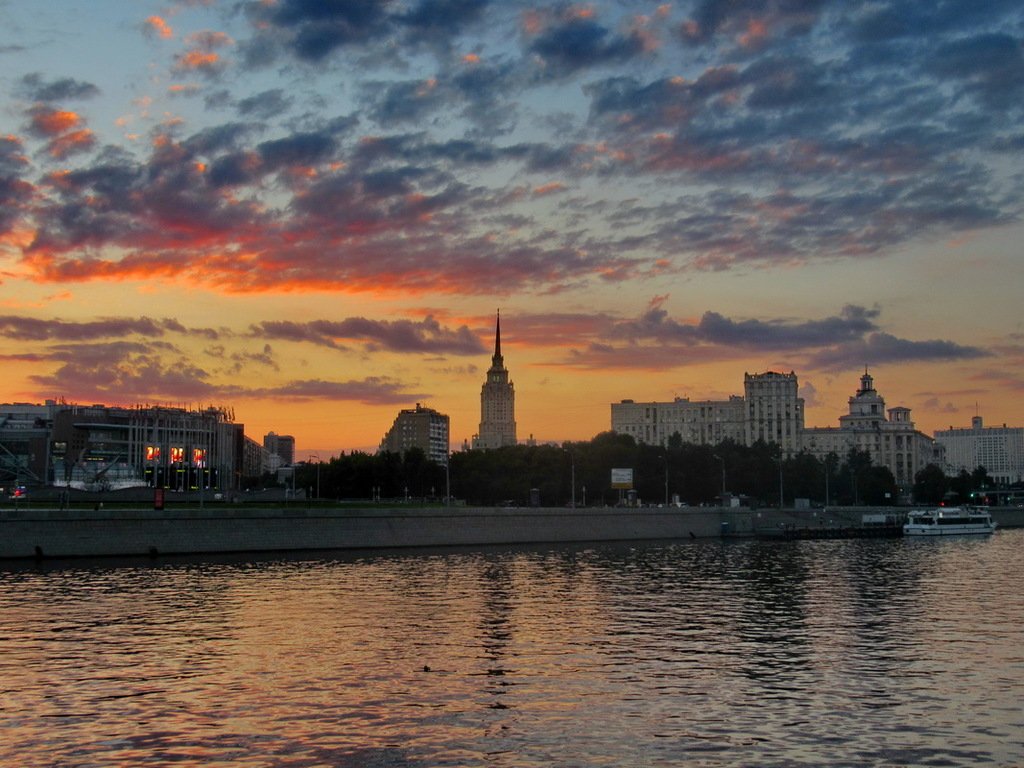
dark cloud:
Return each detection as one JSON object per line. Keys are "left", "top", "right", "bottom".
{"left": 807, "top": 333, "right": 990, "bottom": 371}
{"left": 28, "top": 341, "right": 216, "bottom": 403}
{"left": 258, "top": 131, "right": 339, "bottom": 169}
{"left": 612, "top": 304, "right": 882, "bottom": 349}
{"left": 237, "top": 88, "right": 294, "bottom": 119}
{"left": 398, "top": 0, "right": 490, "bottom": 47}
{"left": 242, "top": 377, "right": 428, "bottom": 404}
{"left": 523, "top": 302, "right": 990, "bottom": 373}
{"left": 681, "top": 0, "right": 827, "bottom": 46}
{"left": 19, "top": 74, "right": 100, "bottom": 102}
{"left": 361, "top": 79, "right": 446, "bottom": 127}
{"left": 20, "top": 334, "right": 423, "bottom": 405}
{"left": 528, "top": 14, "right": 649, "bottom": 78}
{"left": 252, "top": 316, "right": 486, "bottom": 354}
{"left": 248, "top": 0, "right": 393, "bottom": 62}
{"left": 0, "top": 136, "right": 32, "bottom": 235}
{"left": 0, "top": 315, "right": 174, "bottom": 341}
{"left": 929, "top": 33, "right": 1024, "bottom": 107}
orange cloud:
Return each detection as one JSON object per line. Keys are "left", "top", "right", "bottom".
{"left": 185, "top": 30, "right": 232, "bottom": 49}
{"left": 145, "top": 15, "right": 173, "bottom": 39}
{"left": 738, "top": 18, "right": 769, "bottom": 49}
{"left": 47, "top": 129, "right": 96, "bottom": 159}
{"left": 30, "top": 107, "right": 82, "bottom": 137}
{"left": 533, "top": 182, "right": 566, "bottom": 196}
{"left": 176, "top": 51, "right": 221, "bottom": 71}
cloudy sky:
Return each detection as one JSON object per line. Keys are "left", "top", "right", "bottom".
{"left": 1, "top": 0, "right": 1022, "bottom": 456}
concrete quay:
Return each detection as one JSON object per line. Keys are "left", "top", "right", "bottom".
{"left": 1, "top": 504, "right": 1021, "bottom": 560}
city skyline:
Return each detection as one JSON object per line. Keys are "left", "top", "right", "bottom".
{"left": 1, "top": 1, "right": 1022, "bottom": 458}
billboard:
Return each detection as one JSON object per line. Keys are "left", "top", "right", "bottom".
{"left": 611, "top": 468, "right": 634, "bottom": 489}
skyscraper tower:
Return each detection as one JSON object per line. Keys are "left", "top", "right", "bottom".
{"left": 473, "top": 311, "right": 517, "bottom": 449}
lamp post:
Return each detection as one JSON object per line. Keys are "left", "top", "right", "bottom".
{"left": 571, "top": 451, "right": 576, "bottom": 508}
{"left": 713, "top": 454, "right": 726, "bottom": 496}
{"left": 777, "top": 457, "right": 784, "bottom": 509}
{"left": 823, "top": 455, "right": 831, "bottom": 509}
{"left": 664, "top": 453, "right": 669, "bottom": 506}
{"left": 309, "top": 453, "right": 320, "bottom": 501}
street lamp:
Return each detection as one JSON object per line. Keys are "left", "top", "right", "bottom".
{"left": 713, "top": 454, "right": 726, "bottom": 496}
{"left": 664, "top": 453, "right": 669, "bottom": 506}
{"left": 823, "top": 455, "right": 831, "bottom": 509}
{"left": 571, "top": 451, "right": 576, "bottom": 508}
{"left": 777, "top": 457, "right": 784, "bottom": 509}
{"left": 309, "top": 453, "right": 321, "bottom": 501}
{"left": 562, "top": 447, "right": 576, "bottom": 508}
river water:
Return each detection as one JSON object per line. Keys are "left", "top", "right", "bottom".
{"left": 1, "top": 531, "right": 1021, "bottom": 767}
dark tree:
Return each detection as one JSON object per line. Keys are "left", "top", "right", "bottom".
{"left": 913, "top": 464, "right": 949, "bottom": 505}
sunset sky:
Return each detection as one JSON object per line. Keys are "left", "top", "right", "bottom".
{"left": 1, "top": 0, "right": 1022, "bottom": 458}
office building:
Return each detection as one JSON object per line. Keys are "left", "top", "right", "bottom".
{"left": 744, "top": 371, "right": 804, "bottom": 455}
{"left": 611, "top": 370, "right": 803, "bottom": 455}
{"left": 263, "top": 432, "right": 295, "bottom": 471}
{"left": 380, "top": 403, "right": 450, "bottom": 465}
{"left": 934, "top": 417, "right": 1024, "bottom": 485}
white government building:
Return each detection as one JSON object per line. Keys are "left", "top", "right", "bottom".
{"left": 934, "top": 417, "right": 1024, "bottom": 485}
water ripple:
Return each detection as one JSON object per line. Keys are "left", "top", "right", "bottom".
{"left": 1, "top": 533, "right": 1022, "bottom": 766}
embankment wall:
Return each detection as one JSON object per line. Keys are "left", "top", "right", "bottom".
{"left": 1, "top": 505, "right": 1021, "bottom": 559}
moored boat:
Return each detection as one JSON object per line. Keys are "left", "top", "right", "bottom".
{"left": 903, "top": 506, "right": 996, "bottom": 536}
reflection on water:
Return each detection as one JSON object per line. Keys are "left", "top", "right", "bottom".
{"left": 1, "top": 533, "right": 1022, "bottom": 766}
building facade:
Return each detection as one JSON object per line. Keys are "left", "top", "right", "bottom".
{"left": 1, "top": 401, "right": 246, "bottom": 492}
{"left": 610, "top": 370, "right": 803, "bottom": 455}
{"left": 612, "top": 369, "right": 934, "bottom": 491}
{"left": 263, "top": 432, "right": 295, "bottom": 471}
{"left": 801, "top": 371, "right": 934, "bottom": 490}
{"left": 934, "top": 417, "right": 1024, "bottom": 485}
{"left": 0, "top": 401, "right": 62, "bottom": 490}
{"left": 743, "top": 371, "right": 804, "bottom": 455}
{"left": 380, "top": 403, "right": 450, "bottom": 465}
{"left": 472, "top": 312, "right": 517, "bottom": 450}
{"left": 611, "top": 396, "right": 746, "bottom": 448}
{"left": 49, "top": 404, "right": 244, "bottom": 492}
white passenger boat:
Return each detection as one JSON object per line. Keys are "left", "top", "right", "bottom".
{"left": 903, "top": 507, "right": 996, "bottom": 536}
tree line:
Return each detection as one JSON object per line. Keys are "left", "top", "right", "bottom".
{"left": 290, "top": 432, "right": 1000, "bottom": 507}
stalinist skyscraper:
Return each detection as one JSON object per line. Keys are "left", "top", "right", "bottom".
{"left": 472, "top": 311, "right": 517, "bottom": 450}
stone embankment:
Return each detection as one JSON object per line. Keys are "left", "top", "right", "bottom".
{"left": 1, "top": 504, "right": 1021, "bottom": 559}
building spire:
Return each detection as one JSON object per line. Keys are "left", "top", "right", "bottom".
{"left": 493, "top": 309, "right": 502, "bottom": 362}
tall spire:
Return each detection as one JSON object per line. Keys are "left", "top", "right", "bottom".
{"left": 493, "top": 309, "right": 502, "bottom": 362}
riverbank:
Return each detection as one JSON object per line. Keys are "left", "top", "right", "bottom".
{"left": 2, "top": 504, "right": 1022, "bottom": 559}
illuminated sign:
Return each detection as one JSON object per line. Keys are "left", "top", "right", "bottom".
{"left": 170, "top": 447, "right": 185, "bottom": 464}
{"left": 193, "top": 448, "right": 206, "bottom": 467}
{"left": 146, "top": 446, "right": 161, "bottom": 462}
{"left": 611, "top": 468, "right": 634, "bottom": 489}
